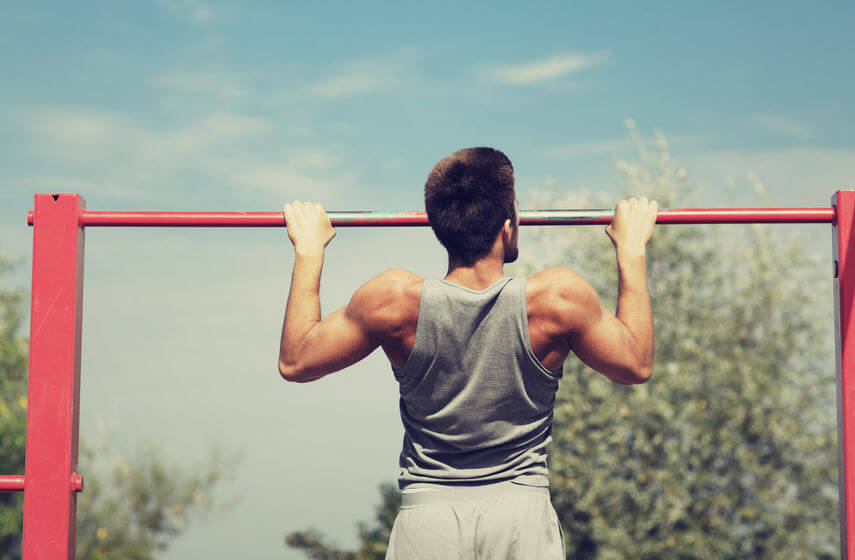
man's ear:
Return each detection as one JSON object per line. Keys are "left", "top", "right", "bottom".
{"left": 502, "top": 218, "right": 513, "bottom": 242}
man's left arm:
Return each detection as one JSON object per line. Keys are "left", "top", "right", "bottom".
{"left": 277, "top": 201, "right": 383, "bottom": 383}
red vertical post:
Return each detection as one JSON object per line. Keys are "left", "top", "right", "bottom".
{"left": 834, "top": 189, "right": 855, "bottom": 559}
{"left": 23, "top": 193, "right": 86, "bottom": 559}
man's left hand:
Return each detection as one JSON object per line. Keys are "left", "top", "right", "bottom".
{"left": 282, "top": 201, "right": 336, "bottom": 255}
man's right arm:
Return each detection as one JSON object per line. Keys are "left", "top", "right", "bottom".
{"left": 566, "top": 254, "right": 653, "bottom": 384}
{"left": 557, "top": 197, "right": 657, "bottom": 384}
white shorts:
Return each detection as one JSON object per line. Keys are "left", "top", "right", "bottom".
{"left": 386, "top": 480, "right": 565, "bottom": 559}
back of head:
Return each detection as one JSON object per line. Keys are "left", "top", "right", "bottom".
{"left": 424, "top": 147, "right": 516, "bottom": 265}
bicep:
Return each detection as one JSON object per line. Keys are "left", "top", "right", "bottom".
{"left": 566, "top": 284, "right": 644, "bottom": 385}
{"left": 287, "top": 299, "right": 381, "bottom": 382}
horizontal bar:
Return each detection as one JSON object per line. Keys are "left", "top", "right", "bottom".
{"left": 27, "top": 207, "right": 835, "bottom": 227}
{"left": 0, "top": 475, "right": 25, "bottom": 492}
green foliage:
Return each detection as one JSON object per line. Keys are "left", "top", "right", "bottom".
{"left": 0, "top": 251, "right": 28, "bottom": 556}
{"left": 75, "top": 437, "right": 238, "bottom": 560}
{"left": 528, "top": 123, "right": 837, "bottom": 558}
{"left": 0, "top": 252, "right": 239, "bottom": 559}
{"left": 284, "top": 123, "right": 839, "bottom": 559}
{"left": 285, "top": 483, "right": 400, "bottom": 560}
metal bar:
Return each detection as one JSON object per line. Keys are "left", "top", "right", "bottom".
{"left": 26, "top": 206, "right": 835, "bottom": 227}
{"left": 23, "top": 193, "right": 86, "bottom": 559}
{"left": 0, "top": 475, "right": 25, "bottom": 492}
{"left": 833, "top": 189, "right": 855, "bottom": 559}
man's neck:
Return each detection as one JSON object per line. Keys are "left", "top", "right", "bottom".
{"left": 444, "top": 256, "right": 506, "bottom": 291}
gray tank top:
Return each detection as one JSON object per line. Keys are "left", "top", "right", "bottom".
{"left": 392, "top": 276, "right": 563, "bottom": 491}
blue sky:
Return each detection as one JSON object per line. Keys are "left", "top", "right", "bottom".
{"left": 1, "top": 2, "right": 854, "bottom": 558}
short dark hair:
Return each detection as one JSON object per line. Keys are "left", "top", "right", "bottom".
{"left": 424, "top": 147, "right": 516, "bottom": 265}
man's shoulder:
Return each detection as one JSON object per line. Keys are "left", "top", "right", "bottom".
{"left": 526, "top": 267, "right": 592, "bottom": 298}
{"left": 365, "top": 269, "right": 423, "bottom": 299}
{"left": 349, "top": 269, "right": 422, "bottom": 332}
{"left": 525, "top": 267, "right": 598, "bottom": 324}
{"left": 375, "top": 268, "right": 423, "bottom": 286}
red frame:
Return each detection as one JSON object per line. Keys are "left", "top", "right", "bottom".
{"left": 21, "top": 194, "right": 86, "bottom": 559}
{"left": 834, "top": 190, "right": 855, "bottom": 557}
{"left": 3, "top": 191, "right": 852, "bottom": 558}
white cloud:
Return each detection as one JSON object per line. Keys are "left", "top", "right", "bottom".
{"left": 682, "top": 146, "right": 855, "bottom": 206}
{"left": 307, "top": 70, "right": 391, "bottom": 98}
{"left": 327, "top": 122, "right": 360, "bottom": 137}
{"left": 159, "top": 0, "right": 231, "bottom": 25}
{"left": 152, "top": 62, "right": 396, "bottom": 104}
{"left": 545, "top": 138, "right": 635, "bottom": 159}
{"left": 154, "top": 71, "right": 249, "bottom": 100}
{"left": 13, "top": 106, "right": 348, "bottom": 203}
{"left": 484, "top": 51, "right": 608, "bottom": 86}
{"left": 545, "top": 132, "right": 699, "bottom": 160}
{"left": 153, "top": 48, "right": 426, "bottom": 106}
{"left": 750, "top": 115, "right": 812, "bottom": 139}
{"left": 297, "top": 47, "right": 428, "bottom": 99}
{"left": 165, "top": 112, "right": 269, "bottom": 151}
{"left": 232, "top": 165, "right": 352, "bottom": 200}
{"left": 230, "top": 148, "right": 350, "bottom": 198}
{"left": 24, "top": 108, "right": 269, "bottom": 166}
{"left": 305, "top": 59, "right": 403, "bottom": 98}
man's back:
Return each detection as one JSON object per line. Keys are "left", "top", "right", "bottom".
{"left": 391, "top": 275, "right": 564, "bottom": 490}
{"left": 376, "top": 266, "right": 650, "bottom": 388}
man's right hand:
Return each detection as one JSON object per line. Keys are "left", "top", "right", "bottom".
{"left": 605, "top": 197, "right": 658, "bottom": 253}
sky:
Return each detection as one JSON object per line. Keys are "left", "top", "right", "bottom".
{"left": 1, "top": 1, "right": 854, "bottom": 558}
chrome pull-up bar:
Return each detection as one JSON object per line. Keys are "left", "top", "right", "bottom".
{"left": 25, "top": 207, "right": 837, "bottom": 227}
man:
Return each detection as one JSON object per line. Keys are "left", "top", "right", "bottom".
{"left": 278, "top": 147, "right": 657, "bottom": 559}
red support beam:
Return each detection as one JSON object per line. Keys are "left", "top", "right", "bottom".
{"left": 23, "top": 193, "right": 86, "bottom": 559}
{"left": 27, "top": 205, "right": 834, "bottom": 228}
{"left": 835, "top": 189, "right": 855, "bottom": 559}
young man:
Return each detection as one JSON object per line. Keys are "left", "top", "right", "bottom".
{"left": 278, "top": 147, "right": 657, "bottom": 559}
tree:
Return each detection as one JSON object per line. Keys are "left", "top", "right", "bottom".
{"left": 285, "top": 482, "right": 400, "bottom": 560}
{"left": 539, "top": 123, "right": 837, "bottom": 558}
{"left": 285, "top": 123, "right": 838, "bottom": 558}
{"left": 0, "top": 252, "right": 28, "bottom": 556}
{"left": 74, "top": 434, "right": 238, "bottom": 560}
{"left": 0, "top": 251, "right": 239, "bottom": 559}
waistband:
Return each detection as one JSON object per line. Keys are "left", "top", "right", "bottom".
{"left": 400, "top": 480, "right": 550, "bottom": 507}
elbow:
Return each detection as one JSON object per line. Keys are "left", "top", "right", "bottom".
{"left": 614, "top": 364, "right": 652, "bottom": 385}
{"left": 278, "top": 361, "right": 303, "bottom": 383}
{"left": 631, "top": 364, "right": 653, "bottom": 384}
{"left": 279, "top": 361, "right": 320, "bottom": 383}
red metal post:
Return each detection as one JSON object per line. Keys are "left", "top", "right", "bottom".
{"left": 23, "top": 193, "right": 86, "bottom": 559}
{"left": 834, "top": 189, "right": 855, "bottom": 559}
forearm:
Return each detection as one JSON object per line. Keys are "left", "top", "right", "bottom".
{"left": 279, "top": 250, "right": 325, "bottom": 368}
{"left": 615, "top": 248, "right": 654, "bottom": 375}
